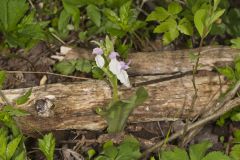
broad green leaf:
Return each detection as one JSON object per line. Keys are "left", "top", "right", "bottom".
{"left": 235, "top": 58, "right": 240, "bottom": 78}
{"left": 161, "top": 148, "right": 189, "bottom": 160}
{"left": 231, "top": 38, "right": 240, "bottom": 49}
{"left": 0, "top": 0, "right": 28, "bottom": 31}
{"left": 15, "top": 89, "right": 32, "bottom": 105}
{"left": 163, "top": 28, "right": 179, "bottom": 45}
{"left": 97, "top": 87, "right": 148, "bottom": 133}
{"left": 213, "top": 0, "right": 221, "bottom": 11}
{"left": 217, "top": 66, "right": 236, "bottom": 81}
{"left": 225, "top": 8, "right": 240, "bottom": 36}
{"left": 87, "top": 4, "right": 101, "bottom": 27}
{"left": 0, "top": 71, "right": 6, "bottom": 89}
{"left": 54, "top": 60, "right": 76, "bottom": 75}
{"left": 146, "top": 7, "right": 169, "bottom": 22}
{"left": 58, "top": 10, "right": 71, "bottom": 34}
{"left": 194, "top": 9, "right": 208, "bottom": 38}
{"left": 189, "top": 141, "right": 213, "bottom": 160}
{"left": 101, "top": 141, "right": 118, "bottom": 159}
{"left": 38, "top": 133, "right": 55, "bottom": 160}
{"left": 103, "top": 8, "right": 119, "bottom": 24}
{"left": 202, "top": 151, "right": 231, "bottom": 160}
{"left": 117, "top": 136, "right": 141, "bottom": 159}
{"left": 210, "top": 9, "right": 225, "bottom": 24}
{"left": 3, "top": 105, "right": 29, "bottom": 117}
{"left": 154, "top": 18, "right": 177, "bottom": 33}
{"left": 15, "top": 151, "right": 26, "bottom": 160}
{"left": 75, "top": 59, "right": 92, "bottom": 73}
{"left": 92, "top": 67, "right": 104, "bottom": 79}
{"left": 119, "top": 1, "right": 131, "bottom": 24}
{"left": 6, "top": 135, "right": 22, "bottom": 160}
{"left": 0, "top": 127, "right": 8, "bottom": 158}
{"left": 230, "top": 145, "right": 240, "bottom": 160}
{"left": 62, "top": 1, "right": 80, "bottom": 29}
{"left": 168, "top": 2, "right": 182, "bottom": 15}
{"left": 178, "top": 18, "right": 193, "bottom": 36}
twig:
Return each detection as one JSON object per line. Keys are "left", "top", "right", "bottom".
{"left": 142, "top": 81, "right": 240, "bottom": 157}
{"left": 5, "top": 71, "right": 91, "bottom": 80}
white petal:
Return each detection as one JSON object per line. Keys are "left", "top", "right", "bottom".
{"left": 95, "top": 55, "right": 105, "bottom": 68}
{"left": 117, "top": 70, "right": 131, "bottom": 88}
{"left": 109, "top": 59, "right": 121, "bottom": 75}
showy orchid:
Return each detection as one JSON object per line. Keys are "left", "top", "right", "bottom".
{"left": 92, "top": 48, "right": 105, "bottom": 68}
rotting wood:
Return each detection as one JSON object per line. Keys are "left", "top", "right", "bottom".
{"left": 0, "top": 46, "right": 239, "bottom": 133}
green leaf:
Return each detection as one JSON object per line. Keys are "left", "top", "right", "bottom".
{"left": 92, "top": 67, "right": 104, "bottom": 79}
{"left": 103, "top": 8, "right": 119, "bottom": 24}
{"left": 233, "top": 130, "right": 240, "bottom": 142}
{"left": 6, "top": 135, "right": 22, "bottom": 160}
{"left": 87, "top": 4, "right": 101, "bottom": 27}
{"left": 163, "top": 28, "right": 179, "bottom": 45}
{"left": 189, "top": 141, "right": 213, "bottom": 160}
{"left": 146, "top": 7, "right": 170, "bottom": 22}
{"left": 231, "top": 38, "right": 240, "bottom": 49}
{"left": 168, "top": 2, "right": 182, "bottom": 15}
{"left": 194, "top": 9, "right": 208, "bottom": 38}
{"left": 230, "top": 144, "right": 240, "bottom": 160}
{"left": 75, "top": 59, "right": 92, "bottom": 73}
{"left": 161, "top": 148, "right": 189, "bottom": 160}
{"left": 97, "top": 87, "right": 148, "bottom": 133}
{"left": 210, "top": 9, "right": 225, "bottom": 24}
{"left": 217, "top": 66, "right": 236, "bottom": 81}
{"left": 178, "top": 18, "right": 193, "bottom": 36}
{"left": 117, "top": 136, "right": 141, "bottom": 159}
{"left": 54, "top": 60, "right": 76, "bottom": 75}
{"left": 15, "top": 89, "right": 32, "bottom": 105}
{"left": 3, "top": 105, "right": 29, "bottom": 117}
{"left": 0, "top": 127, "right": 8, "bottom": 159}
{"left": 58, "top": 10, "right": 71, "bottom": 34}
{"left": 101, "top": 141, "right": 118, "bottom": 159}
{"left": 230, "top": 112, "right": 240, "bottom": 121}
{"left": 62, "top": 0, "right": 80, "bottom": 29}
{"left": 154, "top": 18, "right": 177, "bottom": 33}
{"left": 15, "top": 151, "right": 26, "bottom": 160}
{"left": 119, "top": 1, "right": 131, "bottom": 24}
{"left": 0, "top": 0, "right": 28, "bottom": 31}
{"left": 202, "top": 151, "right": 231, "bottom": 160}
{"left": 38, "top": 133, "right": 55, "bottom": 160}
{"left": 0, "top": 70, "right": 6, "bottom": 89}
{"left": 87, "top": 149, "right": 96, "bottom": 159}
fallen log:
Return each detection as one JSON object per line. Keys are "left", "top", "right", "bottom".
{"left": 0, "top": 46, "right": 239, "bottom": 132}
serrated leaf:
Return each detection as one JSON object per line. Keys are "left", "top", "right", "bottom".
{"left": 38, "top": 133, "right": 55, "bottom": 160}
{"left": 146, "top": 7, "right": 169, "bottom": 22}
{"left": 0, "top": 70, "right": 6, "bottom": 89}
{"left": 92, "top": 67, "right": 104, "bottom": 79}
{"left": 202, "top": 151, "right": 231, "bottom": 160}
{"left": 178, "top": 18, "right": 193, "bottom": 36}
{"left": 189, "top": 141, "right": 213, "bottom": 160}
{"left": 103, "top": 8, "right": 119, "bottom": 24}
{"left": 168, "top": 2, "right": 182, "bottom": 15}
{"left": 75, "top": 59, "right": 92, "bottom": 73}
{"left": 194, "top": 9, "right": 208, "bottom": 38}
{"left": 87, "top": 4, "right": 101, "bottom": 27}
{"left": 54, "top": 61, "right": 76, "bottom": 75}
{"left": 15, "top": 88, "right": 32, "bottom": 105}
{"left": 6, "top": 135, "right": 22, "bottom": 160}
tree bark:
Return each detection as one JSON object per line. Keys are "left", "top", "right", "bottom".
{"left": 1, "top": 46, "right": 239, "bottom": 132}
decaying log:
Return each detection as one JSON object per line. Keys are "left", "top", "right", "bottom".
{"left": 1, "top": 46, "right": 239, "bottom": 132}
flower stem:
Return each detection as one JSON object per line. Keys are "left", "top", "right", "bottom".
{"left": 102, "top": 68, "right": 119, "bottom": 102}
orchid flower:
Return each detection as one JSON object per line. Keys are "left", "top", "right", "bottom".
{"left": 92, "top": 48, "right": 105, "bottom": 68}
{"left": 109, "top": 52, "right": 131, "bottom": 88}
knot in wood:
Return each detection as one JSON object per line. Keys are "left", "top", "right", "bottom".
{"left": 35, "top": 98, "right": 55, "bottom": 117}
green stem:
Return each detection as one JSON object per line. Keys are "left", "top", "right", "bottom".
{"left": 102, "top": 68, "right": 119, "bottom": 102}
